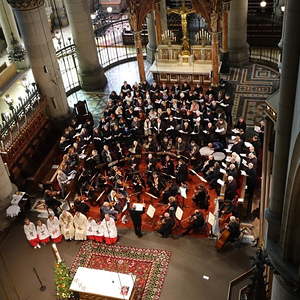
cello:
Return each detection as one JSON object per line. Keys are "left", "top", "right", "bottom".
{"left": 215, "top": 229, "right": 231, "bottom": 250}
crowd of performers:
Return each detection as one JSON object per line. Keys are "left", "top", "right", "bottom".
{"left": 24, "top": 80, "right": 264, "bottom": 248}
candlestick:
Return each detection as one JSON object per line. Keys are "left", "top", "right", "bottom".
{"left": 52, "top": 243, "right": 62, "bottom": 263}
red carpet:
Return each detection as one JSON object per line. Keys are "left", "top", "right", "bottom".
{"left": 71, "top": 241, "right": 172, "bottom": 300}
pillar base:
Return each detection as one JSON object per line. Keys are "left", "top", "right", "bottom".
{"left": 229, "top": 44, "right": 249, "bottom": 67}
{"left": 146, "top": 45, "right": 156, "bottom": 64}
{"left": 80, "top": 67, "right": 107, "bottom": 91}
{"left": 271, "top": 275, "right": 300, "bottom": 300}
{"left": 0, "top": 184, "right": 17, "bottom": 232}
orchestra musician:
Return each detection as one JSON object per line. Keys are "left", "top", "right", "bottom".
{"left": 226, "top": 216, "right": 241, "bottom": 242}
{"left": 181, "top": 210, "right": 205, "bottom": 236}
{"left": 156, "top": 212, "right": 175, "bottom": 238}
{"left": 192, "top": 185, "right": 209, "bottom": 210}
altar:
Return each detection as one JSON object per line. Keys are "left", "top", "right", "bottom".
{"left": 70, "top": 267, "right": 136, "bottom": 300}
{"left": 149, "top": 44, "right": 213, "bottom": 85}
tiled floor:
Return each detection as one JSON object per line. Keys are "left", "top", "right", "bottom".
{"left": 67, "top": 60, "right": 152, "bottom": 122}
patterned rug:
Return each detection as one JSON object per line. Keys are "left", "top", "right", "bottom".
{"left": 71, "top": 241, "right": 172, "bottom": 300}
{"left": 222, "top": 63, "right": 280, "bottom": 126}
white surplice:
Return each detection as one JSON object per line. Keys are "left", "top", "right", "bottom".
{"left": 59, "top": 211, "right": 75, "bottom": 240}
{"left": 101, "top": 217, "right": 117, "bottom": 239}
{"left": 36, "top": 223, "right": 50, "bottom": 240}
{"left": 73, "top": 212, "right": 88, "bottom": 240}
{"left": 47, "top": 216, "right": 61, "bottom": 239}
{"left": 24, "top": 222, "right": 38, "bottom": 241}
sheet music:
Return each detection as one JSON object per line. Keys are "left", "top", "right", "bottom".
{"left": 208, "top": 212, "right": 215, "bottom": 226}
{"left": 240, "top": 153, "right": 247, "bottom": 157}
{"left": 254, "top": 125, "right": 261, "bottom": 133}
{"left": 146, "top": 204, "right": 156, "bottom": 218}
{"left": 133, "top": 203, "right": 144, "bottom": 211}
{"left": 175, "top": 206, "right": 183, "bottom": 220}
{"left": 220, "top": 168, "right": 227, "bottom": 174}
{"left": 241, "top": 170, "right": 248, "bottom": 176}
{"left": 244, "top": 142, "right": 253, "bottom": 148}
{"left": 217, "top": 179, "right": 225, "bottom": 186}
{"left": 122, "top": 203, "right": 128, "bottom": 213}
{"left": 179, "top": 186, "right": 187, "bottom": 198}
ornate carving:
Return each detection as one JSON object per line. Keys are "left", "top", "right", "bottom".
{"left": 7, "top": 0, "right": 44, "bottom": 11}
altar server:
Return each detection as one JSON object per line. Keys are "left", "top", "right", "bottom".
{"left": 47, "top": 214, "right": 63, "bottom": 243}
{"left": 59, "top": 210, "right": 75, "bottom": 240}
{"left": 73, "top": 211, "right": 88, "bottom": 240}
{"left": 94, "top": 219, "right": 104, "bottom": 243}
{"left": 24, "top": 218, "right": 41, "bottom": 249}
{"left": 36, "top": 220, "right": 50, "bottom": 245}
{"left": 102, "top": 214, "right": 118, "bottom": 244}
{"left": 87, "top": 217, "right": 97, "bottom": 240}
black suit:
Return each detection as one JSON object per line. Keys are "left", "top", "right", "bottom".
{"left": 129, "top": 207, "right": 144, "bottom": 237}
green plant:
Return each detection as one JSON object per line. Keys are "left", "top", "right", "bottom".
{"left": 54, "top": 262, "right": 74, "bottom": 299}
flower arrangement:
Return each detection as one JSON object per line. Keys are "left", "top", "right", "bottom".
{"left": 54, "top": 262, "right": 74, "bottom": 299}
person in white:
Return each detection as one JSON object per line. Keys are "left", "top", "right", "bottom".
{"left": 24, "top": 218, "right": 41, "bottom": 249}
{"left": 101, "top": 214, "right": 118, "bottom": 245}
{"left": 36, "top": 220, "right": 50, "bottom": 245}
{"left": 94, "top": 219, "right": 104, "bottom": 243}
{"left": 73, "top": 211, "right": 88, "bottom": 240}
{"left": 47, "top": 214, "right": 63, "bottom": 243}
{"left": 87, "top": 217, "right": 97, "bottom": 241}
{"left": 59, "top": 210, "right": 75, "bottom": 240}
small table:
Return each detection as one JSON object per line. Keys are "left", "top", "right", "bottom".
{"left": 70, "top": 267, "right": 136, "bottom": 300}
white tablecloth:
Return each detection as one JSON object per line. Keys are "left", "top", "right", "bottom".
{"left": 70, "top": 267, "right": 136, "bottom": 300}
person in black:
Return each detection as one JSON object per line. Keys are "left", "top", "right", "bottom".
{"left": 157, "top": 212, "right": 175, "bottom": 238}
{"left": 129, "top": 203, "right": 145, "bottom": 237}
{"left": 227, "top": 216, "right": 241, "bottom": 242}
{"left": 181, "top": 210, "right": 205, "bottom": 236}
{"left": 44, "top": 190, "right": 61, "bottom": 216}
{"left": 175, "top": 159, "right": 188, "bottom": 184}
{"left": 192, "top": 185, "right": 209, "bottom": 209}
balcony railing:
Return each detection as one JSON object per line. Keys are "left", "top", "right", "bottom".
{"left": 0, "top": 86, "right": 41, "bottom": 150}
{"left": 249, "top": 47, "right": 280, "bottom": 70}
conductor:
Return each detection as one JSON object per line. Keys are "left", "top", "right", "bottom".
{"left": 129, "top": 203, "right": 145, "bottom": 238}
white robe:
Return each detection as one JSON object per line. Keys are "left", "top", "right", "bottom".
{"left": 94, "top": 221, "right": 104, "bottom": 237}
{"left": 87, "top": 219, "right": 96, "bottom": 237}
{"left": 47, "top": 216, "right": 61, "bottom": 239}
{"left": 24, "top": 222, "right": 38, "bottom": 241}
{"left": 36, "top": 224, "right": 50, "bottom": 240}
{"left": 59, "top": 211, "right": 75, "bottom": 240}
{"left": 73, "top": 212, "right": 88, "bottom": 240}
{"left": 101, "top": 218, "right": 117, "bottom": 238}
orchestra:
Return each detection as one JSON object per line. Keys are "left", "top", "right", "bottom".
{"left": 28, "top": 79, "right": 262, "bottom": 250}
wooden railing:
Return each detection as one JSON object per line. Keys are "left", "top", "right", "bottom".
{"left": 0, "top": 86, "right": 41, "bottom": 150}
{"left": 249, "top": 47, "right": 280, "bottom": 70}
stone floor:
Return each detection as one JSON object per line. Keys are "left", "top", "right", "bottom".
{"left": 0, "top": 218, "right": 255, "bottom": 300}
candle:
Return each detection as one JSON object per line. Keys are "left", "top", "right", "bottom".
{"left": 52, "top": 243, "right": 62, "bottom": 263}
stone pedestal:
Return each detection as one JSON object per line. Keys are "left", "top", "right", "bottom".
{"left": 228, "top": 0, "right": 249, "bottom": 66}
{"left": 8, "top": 0, "right": 69, "bottom": 119}
{"left": 64, "top": 0, "right": 107, "bottom": 91}
{"left": 146, "top": 13, "right": 157, "bottom": 64}
{"left": 0, "top": 0, "right": 29, "bottom": 69}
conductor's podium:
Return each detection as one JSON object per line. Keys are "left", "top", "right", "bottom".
{"left": 70, "top": 267, "right": 136, "bottom": 300}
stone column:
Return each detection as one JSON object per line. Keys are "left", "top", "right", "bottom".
{"left": 146, "top": 12, "right": 157, "bottom": 64}
{"left": 154, "top": 2, "right": 163, "bottom": 44}
{"left": 0, "top": 155, "right": 14, "bottom": 231}
{"left": 0, "top": 0, "right": 29, "bottom": 69}
{"left": 266, "top": 0, "right": 300, "bottom": 244}
{"left": 64, "top": 0, "right": 107, "bottom": 91}
{"left": 222, "top": 2, "right": 230, "bottom": 53}
{"left": 211, "top": 12, "right": 219, "bottom": 86}
{"left": 228, "top": 0, "right": 249, "bottom": 66}
{"left": 52, "top": 0, "right": 69, "bottom": 27}
{"left": 134, "top": 31, "right": 146, "bottom": 82}
{"left": 8, "top": 0, "right": 69, "bottom": 119}
{"left": 160, "top": 0, "right": 168, "bottom": 34}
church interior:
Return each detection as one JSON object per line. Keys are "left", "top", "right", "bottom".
{"left": 0, "top": 1, "right": 299, "bottom": 300}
